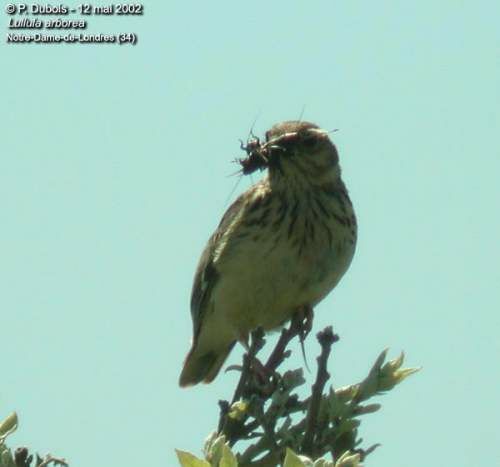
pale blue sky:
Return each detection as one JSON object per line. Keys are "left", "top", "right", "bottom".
{"left": 1, "top": 1, "right": 499, "bottom": 466}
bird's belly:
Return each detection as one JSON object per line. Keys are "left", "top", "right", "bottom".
{"left": 212, "top": 232, "right": 354, "bottom": 337}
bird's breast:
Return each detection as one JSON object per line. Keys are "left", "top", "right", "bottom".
{"left": 211, "top": 190, "right": 356, "bottom": 335}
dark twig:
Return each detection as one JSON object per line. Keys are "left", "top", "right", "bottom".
{"left": 37, "top": 455, "right": 68, "bottom": 467}
{"left": 14, "top": 447, "right": 31, "bottom": 467}
{"left": 231, "top": 353, "right": 253, "bottom": 404}
{"left": 355, "top": 443, "right": 381, "bottom": 461}
{"left": 233, "top": 328, "right": 265, "bottom": 403}
{"left": 217, "top": 400, "right": 230, "bottom": 434}
{"left": 206, "top": 312, "right": 411, "bottom": 465}
{"left": 216, "top": 320, "right": 348, "bottom": 464}
{"left": 238, "top": 449, "right": 284, "bottom": 467}
{"left": 238, "top": 394, "right": 309, "bottom": 442}
{"left": 301, "top": 327, "right": 338, "bottom": 457}
{"left": 218, "top": 329, "right": 265, "bottom": 437}
{"left": 265, "top": 312, "right": 305, "bottom": 372}
{"left": 219, "top": 313, "right": 318, "bottom": 452}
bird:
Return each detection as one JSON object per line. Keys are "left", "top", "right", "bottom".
{"left": 179, "top": 121, "right": 357, "bottom": 387}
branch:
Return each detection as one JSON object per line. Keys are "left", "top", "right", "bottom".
{"left": 302, "top": 327, "right": 338, "bottom": 457}
{"left": 192, "top": 316, "right": 418, "bottom": 467}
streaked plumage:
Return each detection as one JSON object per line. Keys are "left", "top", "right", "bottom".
{"left": 179, "top": 121, "right": 357, "bottom": 387}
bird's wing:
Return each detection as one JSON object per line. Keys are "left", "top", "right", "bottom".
{"left": 189, "top": 193, "right": 247, "bottom": 339}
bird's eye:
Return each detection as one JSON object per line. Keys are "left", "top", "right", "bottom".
{"left": 302, "top": 135, "right": 318, "bottom": 148}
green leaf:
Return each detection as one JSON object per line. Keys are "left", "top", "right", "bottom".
{"left": 357, "top": 349, "right": 388, "bottom": 401}
{"left": 203, "top": 432, "right": 219, "bottom": 459}
{"left": 175, "top": 449, "right": 211, "bottom": 467}
{"left": 219, "top": 443, "right": 237, "bottom": 467}
{"left": 335, "top": 418, "right": 360, "bottom": 437}
{"left": 357, "top": 350, "right": 420, "bottom": 400}
{"left": 334, "top": 451, "right": 361, "bottom": 467}
{"left": 0, "top": 413, "right": 17, "bottom": 442}
{"left": 228, "top": 401, "right": 249, "bottom": 421}
{"left": 283, "top": 448, "right": 309, "bottom": 466}
{"left": 353, "top": 403, "right": 381, "bottom": 416}
{"left": 328, "top": 388, "right": 352, "bottom": 419}
{"left": 206, "top": 435, "right": 226, "bottom": 465}
{"left": 378, "top": 352, "right": 420, "bottom": 392}
{"left": 312, "top": 458, "right": 334, "bottom": 467}
{"left": 0, "top": 448, "right": 16, "bottom": 467}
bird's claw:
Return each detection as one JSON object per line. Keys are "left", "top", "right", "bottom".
{"left": 291, "top": 305, "right": 314, "bottom": 342}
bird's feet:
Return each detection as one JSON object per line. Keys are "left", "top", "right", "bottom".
{"left": 228, "top": 329, "right": 276, "bottom": 398}
{"left": 290, "top": 305, "right": 314, "bottom": 372}
{"left": 291, "top": 304, "right": 314, "bottom": 343}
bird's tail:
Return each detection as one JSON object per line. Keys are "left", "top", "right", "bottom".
{"left": 179, "top": 340, "right": 235, "bottom": 387}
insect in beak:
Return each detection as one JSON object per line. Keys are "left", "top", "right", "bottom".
{"left": 238, "top": 137, "right": 269, "bottom": 175}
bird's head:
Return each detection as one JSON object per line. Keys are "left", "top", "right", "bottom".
{"left": 239, "top": 121, "right": 340, "bottom": 186}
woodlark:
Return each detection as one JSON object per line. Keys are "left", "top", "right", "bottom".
{"left": 179, "top": 121, "right": 357, "bottom": 387}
